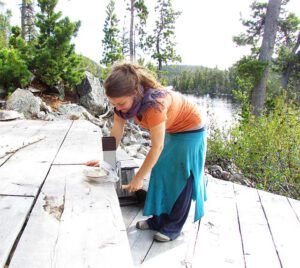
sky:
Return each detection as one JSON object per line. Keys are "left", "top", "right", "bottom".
{"left": 2, "top": 0, "right": 300, "bottom": 70}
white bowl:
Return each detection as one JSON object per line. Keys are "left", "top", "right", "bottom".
{"left": 83, "top": 168, "right": 108, "bottom": 182}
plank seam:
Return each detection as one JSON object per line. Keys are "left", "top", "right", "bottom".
{"left": 257, "top": 190, "right": 283, "bottom": 268}
{"left": 125, "top": 206, "right": 144, "bottom": 229}
{"left": 233, "top": 184, "right": 247, "bottom": 268}
{"left": 141, "top": 239, "right": 155, "bottom": 264}
{"left": 189, "top": 219, "right": 201, "bottom": 268}
{"left": 0, "top": 194, "right": 35, "bottom": 198}
{"left": 4, "top": 121, "right": 74, "bottom": 267}
{"left": 287, "top": 198, "right": 300, "bottom": 223}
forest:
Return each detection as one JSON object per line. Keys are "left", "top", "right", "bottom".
{"left": 0, "top": 0, "right": 299, "bottom": 199}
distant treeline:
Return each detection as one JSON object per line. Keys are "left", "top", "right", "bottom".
{"left": 162, "top": 65, "right": 237, "bottom": 96}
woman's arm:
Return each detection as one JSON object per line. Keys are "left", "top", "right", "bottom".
{"left": 110, "top": 113, "right": 126, "bottom": 148}
{"left": 123, "top": 121, "right": 166, "bottom": 192}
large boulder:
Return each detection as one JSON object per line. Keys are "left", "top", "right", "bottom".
{"left": 76, "top": 71, "right": 107, "bottom": 116}
{"left": 6, "top": 88, "right": 42, "bottom": 119}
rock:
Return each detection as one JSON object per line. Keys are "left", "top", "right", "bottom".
{"left": 76, "top": 71, "right": 107, "bottom": 116}
{"left": 52, "top": 83, "right": 65, "bottom": 100}
{"left": 40, "top": 101, "right": 52, "bottom": 113}
{"left": 37, "top": 111, "right": 46, "bottom": 120}
{"left": 101, "top": 126, "right": 110, "bottom": 136}
{"left": 57, "top": 103, "right": 91, "bottom": 120}
{"left": 28, "top": 86, "right": 41, "bottom": 94}
{"left": 0, "top": 110, "right": 24, "bottom": 121}
{"left": 126, "top": 144, "right": 141, "bottom": 157}
{"left": 141, "top": 131, "right": 150, "bottom": 139}
{"left": 221, "top": 171, "right": 231, "bottom": 181}
{"left": 209, "top": 165, "right": 223, "bottom": 178}
{"left": 122, "top": 136, "right": 131, "bottom": 145}
{"left": 135, "top": 153, "right": 146, "bottom": 159}
{"left": 230, "top": 173, "right": 253, "bottom": 187}
{"left": 6, "top": 88, "right": 42, "bottom": 119}
{"left": 138, "top": 146, "right": 149, "bottom": 156}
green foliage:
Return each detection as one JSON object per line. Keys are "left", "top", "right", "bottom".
{"left": 207, "top": 96, "right": 300, "bottom": 199}
{"left": 134, "top": 0, "right": 149, "bottom": 54}
{"left": 9, "top": 26, "right": 34, "bottom": 65}
{"left": 0, "top": 9, "right": 11, "bottom": 49}
{"left": 101, "top": 0, "right": 123, "bottom": 66}
{"left": 0, "top": 47, "right": 31, "bottom": 93}
{"left": 148, "top": 0, "right": 181, "bottom": 70}
{"left": 168, "top": 65, "right": 236, "bottom": 96}
{"left": 233, "top": 1, "right": 300, "bottom": 96}
{"left": 32, "top": 0, "right": 84, "bottom": 89}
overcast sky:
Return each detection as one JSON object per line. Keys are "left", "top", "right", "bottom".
{"left": 3, "top": 0, "right": 300, "bottom": 69}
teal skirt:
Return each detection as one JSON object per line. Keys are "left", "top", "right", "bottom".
{"left": 143, "top": 129, "right": 207, "bottom": 222}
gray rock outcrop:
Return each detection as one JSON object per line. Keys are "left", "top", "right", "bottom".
{"left": 76, "top": 71, "right": 107, "bottom": 116}
{"left": 6, "top": 88, "right": 42, "bottom": 119}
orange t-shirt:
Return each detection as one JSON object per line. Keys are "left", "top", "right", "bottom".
{"left": 134, "top": 89, "right": 203, "bottom": 133}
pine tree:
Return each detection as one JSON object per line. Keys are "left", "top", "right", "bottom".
{"left": 233, "top": 0, "right": 299, "bottom": 91}
{"left": 101, "top": 0, "right": 123, "bottom": 66}
{"left": 33, "top": 0, "right": 84, "bottom": 90}
{"left": 150, "top": 0, "right": 181, "bottom": 71}
{"left": 21, "top": 0, "right": 36, "bottom": 42}
{"left": 125, "top": 0, "right": 148, "bottom": 61}
{"left": 0, "top": 2, "right": 11, "bottom": 49}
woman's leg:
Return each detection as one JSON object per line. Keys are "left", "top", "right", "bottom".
{"left": 147, "top": 173, "right": 194, "bottom": 240}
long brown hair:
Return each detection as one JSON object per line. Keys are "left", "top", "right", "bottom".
{"left": 104, "top": 62, "right": 163, "bottom": 98}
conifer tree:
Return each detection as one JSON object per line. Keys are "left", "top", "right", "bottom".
{"left": 101, "top": 0, "right": 123, "bottom": 66}
{"left": 125, "top": 0, "right": 148, "bottom": 61}
{"left": 33, "top": 0, "right": 84, "bottom": 90}
{"left": 21, "top": 0, "right": 36, "bottom": 41}
{"left": 149, "top": 0, "right": 181, "bottom": 71}
{"left": 0, "top": 2, "right": 11, "bottom": 49}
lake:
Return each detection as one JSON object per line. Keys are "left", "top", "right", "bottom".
{"left": 184, "top": 94, "right": 240, "bottom": 131}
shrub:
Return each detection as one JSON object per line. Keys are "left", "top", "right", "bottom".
{"left": 0, "top": 48, "right": 31, "bottom": 94}
{"left": 207, "top": 96, "right": 300, "bottom": 199}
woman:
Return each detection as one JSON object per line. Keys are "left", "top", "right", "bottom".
{"left": 87, "top": 62, "right": 207, "bottom": 242}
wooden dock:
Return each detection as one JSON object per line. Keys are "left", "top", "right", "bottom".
{"left": 1, "top": 120, "right": 300, "bottom": 268}
{"left": 121, "top": 176, "right": 300, "bottom": 268}
{"left": 0, "top": 120, "right": 132, "bottom": 268}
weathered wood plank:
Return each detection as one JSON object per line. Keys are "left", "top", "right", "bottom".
{"left": 126, "top": 209, "right": 155, "bottom": 267}
{"left": 233, "top": 183, "right": 281, "bottom": 268}
{"left": 0, "top": 121, "right": 72, "bottom": 196}
{"left": 192, "top": 178, "right": 245, "bottom": 267}
{"left": 259, "top": 190, "right": 300, "bottom": 268}
{"left": 0, "top": 120, "right": 48, "bottom": 160}
{"left": 288, "top": 197, "right": 300, "bottom": 222}
{"left": 0, "top": 120, "right": 27, "bottom": 136}
{"left": 0, "top": 196, "right": 34, "bottom": 268}
{"left": 142, "top": 202, "right": 199, "bottom": 268}
{"left": 9, "top": 165, "right": 133, "bottom": 268}
{"left": 53, "top": 120, "right": 102, "bottom": 165}
{"left": 121, "top": 205, "right": 142, "bottom": 229}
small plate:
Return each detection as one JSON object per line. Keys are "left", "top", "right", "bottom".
{"left": 83, "top": 168, "right": 108, "bottom": 182}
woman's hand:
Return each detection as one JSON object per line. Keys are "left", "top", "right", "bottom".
{"left": 122, "top": 176, "right": 143, "bottom": 193}
{"left": 85, "top": 160, "right": 100, "bottom": 167}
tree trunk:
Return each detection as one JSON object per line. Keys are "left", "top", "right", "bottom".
{"left": 21, "top": 0, "right": 26, "bottom": 39}
{"left": 251, "top": 0, "right": 282, "bottom": 116}
{"left": 282, "top": 32, "right": 300, "bottom": 89}
{"left": 129, "top": 0, "right": 135, "bottom": 62}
